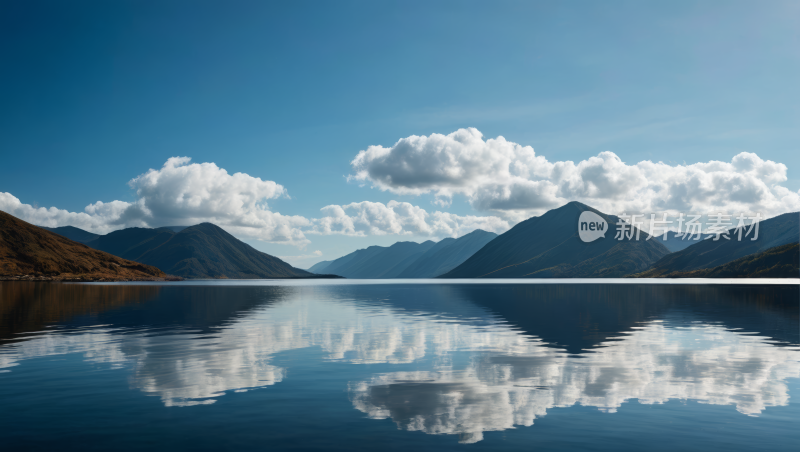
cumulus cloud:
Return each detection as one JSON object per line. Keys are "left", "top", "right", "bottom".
{"left": 7, "top": 131, "right": 796, "bottom": 250}
{"left": 310, "top": 200, "right": 510, "bottom": 238}
{"left": 350, "top": 128, "right": 800, "bottom": 218}
{"left": 1, "top": 157, "right": 312, "bottom": 246}
{"left": 1, "top": 157, "right": 507, "bottom": 247}
{"left": 0, "top": 194, "right": 134, "bottom": 234}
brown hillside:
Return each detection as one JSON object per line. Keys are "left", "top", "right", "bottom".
{"left": 0, "top": 211, "right": 168, "bottom": 281}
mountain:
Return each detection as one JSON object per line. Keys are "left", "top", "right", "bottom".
{"left": 162, "top": 226, "right": 189, "bottom": 233}
{"left": 42, "top": 224, "right": 189, "bottom": 244}
{"left": 84, "top": 223, "right": 312, "bottom": 279}
{"left": 397, "top": 229, "right": 498, "bottom": 278}
{"left": 86, "top": 227, "right": 174, "bottom": 260}
{"left": 641, "top": 243, "right": 798, "bottom": 278}
{"left": 635, "top": 212, "right": 799, "bottom": 277}
{"left": 308, "top": 260, "right": 333, "bottom": 274}
{"left": 40, "top": 225, "right": 100, "bottom": 244}
{"left": 656, "top": 230, "right": 711, "bottom": 252}
{"left": 0, "top": 211, "right": 166, "bottom": 281}
{"left": 441, "top": 201, "right": 671, "bottom": 278}
{"left": 313, "top": 240, "right": 436, "bottom": 278}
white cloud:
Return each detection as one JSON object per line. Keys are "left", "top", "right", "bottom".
{"left": 8, "top": 133, "right": 794, "bottom": 252}
{"left": 1, "top": 157, "right": 312, "bottom": 246}
{"left": 125, "top": 157, "right": 311, "bottom": 245}
{"left": 0, "top": 194, "right": 136, "bottom": 234}
{"left": 310, "top": 200, "right": 510, "bottom": 238}
{"left": 1, "top": 157, "right": 507, "bottom": 248}
{"left": 350, "top": 128, "right": 800, "bottom": 218}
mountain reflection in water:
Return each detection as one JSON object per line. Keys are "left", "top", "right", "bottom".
{"left": 0, "top": 282, "right": 798, "bottom": 445}
{"left": 351, "top": 320, "right": 798, "bottom": 443}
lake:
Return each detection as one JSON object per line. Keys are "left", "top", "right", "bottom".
{"left": 1, "top": 281, "right": 798, "bottom": 451}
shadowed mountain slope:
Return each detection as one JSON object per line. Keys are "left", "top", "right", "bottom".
{"left": 441, "top": 202, "right": 671, "bottom": 278}
{"left": 314, "top": 240, "right": 436, "bottom": 278}
{"left": 0, "top": 211, "right": 166, "bottom": 281}
{"left": 636, "top": 212, "right": 799, "bottom": 277}
{"left": 308, "top": 260, "right": 333, "bottom": 274}
{"left": 40, "top": 225, "right": 100, "bottom": 244}
{"left": 656, "top": 230, "right": 711, "bottom": 252}
{"left": 397, "top": 229, "right": 498, "bottom": 278}
{"left": 84, "top": 223, "right": 311, "bottom": 279}
{"left": 638, "top": 243, "right": 798, "bottom": 278}
{"left": 87, "top": 227, "right": 177, "bottom": 261}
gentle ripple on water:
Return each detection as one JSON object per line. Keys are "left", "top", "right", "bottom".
{"left": 0, "top": 281, "right": 798, "bottom": 450}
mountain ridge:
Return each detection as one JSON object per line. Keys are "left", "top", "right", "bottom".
{"left": 94, "top": 223, "right": 313, "bottom": 279}
{"left": 315, "top": 240, "right": 437, "bottom": 278}
{"left": 397, "top": 229, "right": 498, "bottom": 278}
{"left": 310, "top": 230, "right": 498, "bottom": 279}
{"left": 441, "top": 201, "right": 671, "bottom": 278}
{"left": 45, "top": 222, "right": 314, "bottom": 279}
{"left": 635, "top": 243, "right": 798, "bottom": 278}
{"left": 635, "top": 212, "right": 799, "bottom": 277}
{"left": 40, "top": 225, "right": 101, "bottom": 244}
{"left": 0, "top": 211, "right": 167, "bottom": 281}
{"left": 656, "top": 230, "right": 711, "bottom": 252}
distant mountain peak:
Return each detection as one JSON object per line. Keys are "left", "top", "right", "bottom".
{"left": 441, "top": 201, "right": 669, "bottom": 278}
{"left": 566, "top": 200, "right": 590, "bottom": 208}
{"left": 313, "top": 230, "right": 498, "bottom": 279}
{"left": 461, "top": 228, "right": 493, "bottom": 237}
{"left": 63, "top": 221, "right": 311, "bottom": 279}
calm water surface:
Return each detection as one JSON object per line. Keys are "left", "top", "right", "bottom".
{"left": 1, "top": 281, "right": 798, "bottom": 451}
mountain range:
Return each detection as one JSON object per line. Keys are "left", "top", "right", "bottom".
{"left": 309, "top": 240, "right": 436, "bottom": 278}
{"left": 644, "top": 242, "right": 798, "bottom": 278}
{"left": 40, "top": 225, "right": 101, "bottom": 244}
{"left": 4, "top": 201, "right": 797, "bottom": 281}
{"left": 655, "top": 230, "right": 712, "bottom": 252}
{"left": 45, "top": 223, "right": 311, "bottom": 279}
{"left": 634, "top": 212, "right": 799, "bottom": 277}
{"left": 311, "top": 201, "right": 793, "bottom": 280}
{"left": 441, "top": 202, "right": 671, "bottom": 278}
{"left": 309, "top": 229, "right": 498, "bottom": 278}
{"left": 397, "top": 229, "right": 498, "bottom": 278}
{"left": 0, "top": 211, "right": 166, "bottom": 281}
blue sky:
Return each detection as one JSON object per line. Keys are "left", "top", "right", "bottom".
{"left": 1, "top": 1, "right": 799, "bottom": 267}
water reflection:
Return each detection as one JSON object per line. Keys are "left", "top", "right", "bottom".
{"left": 0, "top": 282, "right": 161, "bottom": 342}
{"left": 0, "top": 282, "right": 798, "bottom": 442}
{"left": 351, "top": 320, "right": 800, "bottom": 443}
{"left": 2, "top": 297, "right": 516, "bottom": 405}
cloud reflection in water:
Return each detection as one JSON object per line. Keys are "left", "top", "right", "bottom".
{"left": 350, "top": 321, "right": 800, "bottom": 442}
{"left": 1, "top": 295, "right": 798, "bottom": 441}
